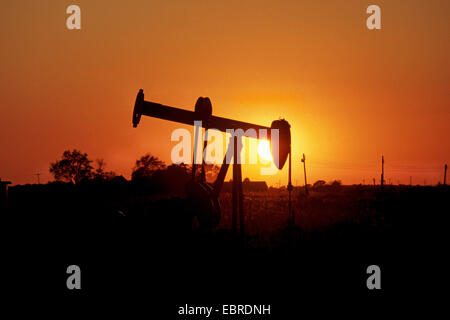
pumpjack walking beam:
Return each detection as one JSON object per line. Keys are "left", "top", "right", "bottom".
{"left": 133, "top": 89, "right": 270, "bottom": 138}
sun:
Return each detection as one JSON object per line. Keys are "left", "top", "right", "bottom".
{"left": 258, "top": 140, "right": 273, "bottom": 161}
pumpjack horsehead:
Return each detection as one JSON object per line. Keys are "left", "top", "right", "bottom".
{"left": 132, "top": 89, "right": 293, "bottom": 233}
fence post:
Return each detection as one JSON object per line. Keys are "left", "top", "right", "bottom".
{"left": 444, "top": 164, "right": 447, "bottom": 186}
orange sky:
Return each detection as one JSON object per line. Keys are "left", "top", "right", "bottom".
{"left": 1, "top": 0, "right": 449, "bottom": 186}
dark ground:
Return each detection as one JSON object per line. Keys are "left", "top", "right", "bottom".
{"left": 2, "top": 182, "right": 447, "bottom": 316}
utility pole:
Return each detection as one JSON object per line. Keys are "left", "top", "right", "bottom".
{"left": 287, "top": 151, "right": 293, "bottom": 226}
{"left": 444, "top": 164, "right": 447, "bottom": 186}
{"left": 0, "top": 178, "right": 12, "bottom": 212}
{"left": 301, "top": 153, "right": 308, "bottom": 195}
{"left": 381, "top": 155, "right": 384, "bottom": 190}
{"left": 36, "top": 173, "right": 40, "bottom": 184}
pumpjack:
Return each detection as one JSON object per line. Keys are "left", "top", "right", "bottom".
{"left": 132, "top": 89, "right": 293, "bottom": 232}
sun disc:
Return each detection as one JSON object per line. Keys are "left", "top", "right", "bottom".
{"left": 258, "top": 140, "right": 272, "bottom": 161}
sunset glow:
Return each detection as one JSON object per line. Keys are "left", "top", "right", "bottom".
{"left": 0, "top": 1, "right": 448, "bottom": 186}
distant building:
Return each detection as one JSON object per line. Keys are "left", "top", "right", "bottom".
{"left": 222, "top": 178, "right": 268, "bottom": 193}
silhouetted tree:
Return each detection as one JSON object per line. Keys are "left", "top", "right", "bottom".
{"left": 161, "top": 164, "right": 191, "bottom": 193}
{"left": 131, "top": 154, "right": 166, "bottom": 180}
{"left": 329, "top": 180, "right": 342, "bottom": 187}
{"left": 170, "top": 163, "right": 192, "bottom": 174}
{"left": 312, "top": 180, "right": 326, "bottom": 188}
{"left": 204, "top": 163, "right": 220, "bottom": 182}
{"left": 93, "top": 159, "right": 116, "bottom": 180}
{"left": 49, "top": 149, "right": 93, "bottom": 184}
